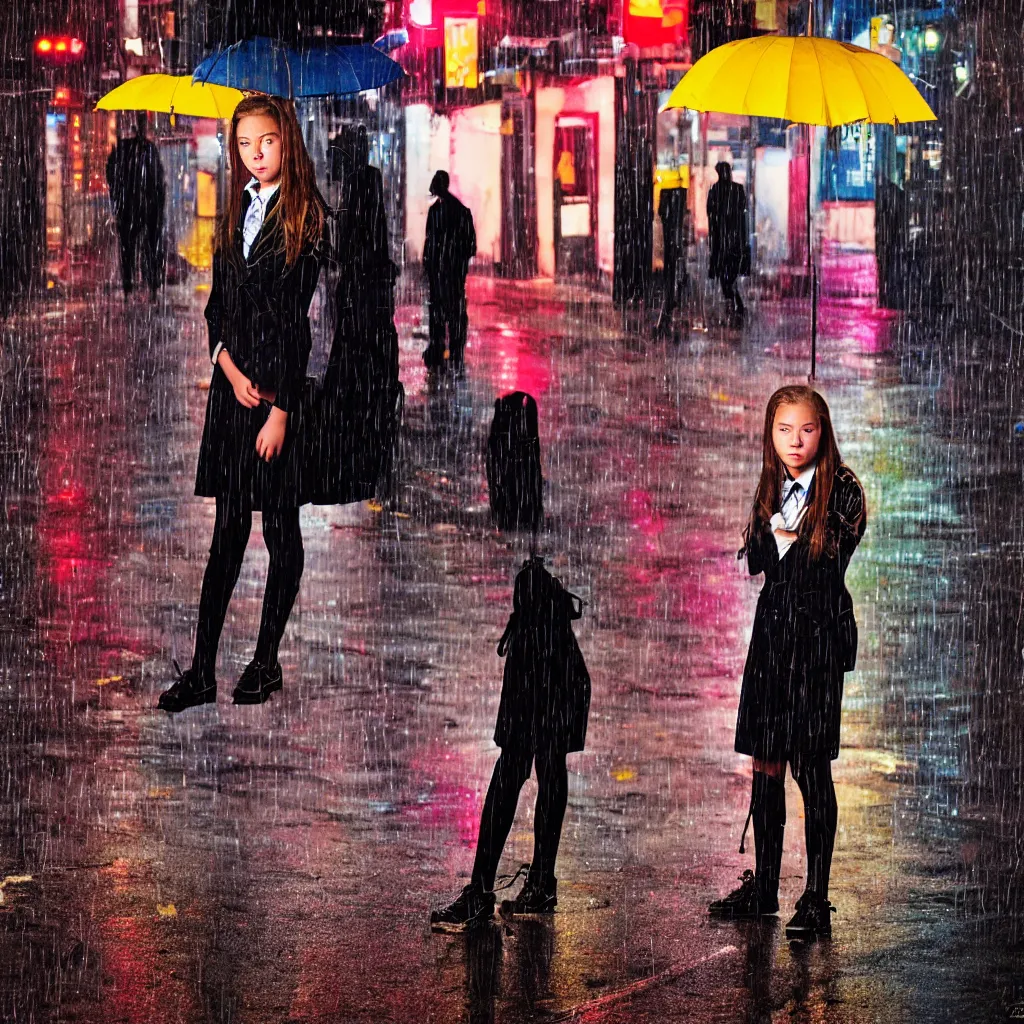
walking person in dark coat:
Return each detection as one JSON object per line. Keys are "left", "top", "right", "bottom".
{"left": 706, "top": 161, "right": 749, "bottom": 326}
{"left": 422, "top": 170, "right": 476, "bottom": 372}
{"left": 106, "top": 111, "right": 166, "bottom": 300}
{"left": 157, "top": 95, "right": 325, "bottom": 713}
{"left": 709, "top": 385, "right": 866, "bottom": 941}
{"left": 431, "top": 557, "right": 591, "bottom": 930}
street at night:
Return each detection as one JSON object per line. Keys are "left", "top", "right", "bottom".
{"left": 0, "top": 275, "right": 1021, "bottom": 1021}
{"left": 2, "top": 0, "right": 1024, "bottom": 1020}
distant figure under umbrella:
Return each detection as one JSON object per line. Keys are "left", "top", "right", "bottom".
{"left": 106, "top": 111, "right": 166, "bottom": 300}
{"left": 431, "top": 556, "right": 590, "bottom": 930}
{"left": 423, "top": 170, "right": 475, "bottom": 372}
{"left": 706, "top": 161, "right": 749, "bottom": 327}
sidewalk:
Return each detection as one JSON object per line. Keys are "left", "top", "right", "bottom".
{"left": 0, "top": 272, "right": 1019, "bottom": 1023}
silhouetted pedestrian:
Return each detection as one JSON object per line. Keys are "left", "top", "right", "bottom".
{"left": 656, "top": 181, "right": 688, "bottom": 335}
{"left": 708, "top": 386, "right": 866, "bottom": 943}
{"left": 106, "top": 111, "right": 165, "bottom": 300}
{"left": 432, "top": 557, "right": 590, "bottom": 930}
{"left": 423, "top": 170, "right": 475, "bottom": 372}
{"left": 157, "top": 95, "right": 325, "bottom": 713}
{"left": 707, "top": 161, "right": 749, "bottom": 326}
{"left": 303, "top": 153, "right": 402, "bottom": 505}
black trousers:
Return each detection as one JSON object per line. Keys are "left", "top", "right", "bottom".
{"left": 662, "top": 240, "right": 684, "bottom": 317}
{"left": 471, "top": 747, "right": 568, "bottom": 891}
{"left": 751, "top": 753, "right": 837, "bottom": 900}
{"left": 192, "top": 495, "right": 304, "bottom": 677}
{"left": 720, "top": 270, "right": 744, "bottom": 314}
{"left": 426, "top": 275, "right": 468, "bottom": 365}
{"left": 117, "top": 216, "right": 163, "bottom": 296}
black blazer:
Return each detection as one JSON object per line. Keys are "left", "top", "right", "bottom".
{"left": 734, "top": 465, "right": 866, "bottom": 762}
{"left": 195, "top": 192, "right": 323, "bottom": 510}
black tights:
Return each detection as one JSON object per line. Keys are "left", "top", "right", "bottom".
{"left": 471, "top": 748, "right": 568, "bottom": 892}
{"left": 751, "top": 754, "right": 837, "bottom": 900}
{"left": 192, "top": 496, "right": 304, "bottom": 677}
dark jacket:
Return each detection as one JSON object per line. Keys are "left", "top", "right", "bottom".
{"left": 735, "top": 465, "right": 866, "bottom": 762}
{"left": 106, "top": 136, "right": 165, "bottom": 227}
{"left": 194, "top": 191, "right": 323, "bottom": 510}
{"left": 424, "top": 191, "right": 476, "bottom": 286}
{"left": 494, "top": 558, "right": 591, "bottom": 755}
{"left": 707, "top": 179, "right": 748, "bottom": 280}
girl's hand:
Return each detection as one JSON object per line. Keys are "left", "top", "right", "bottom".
{"left": 231, "top": 376, "right": 262, "bottom": 408}
{"left": 217, "top": 350, "right": 261, "bottom": 409}
{"left": 255, "top": 407, "right": 288, "bottom": 462}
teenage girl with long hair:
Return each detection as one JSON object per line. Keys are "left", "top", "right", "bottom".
{"left": 159, "top": 94, "right": 325, "bottom": 712}
{"left": 709, "top": 385, "right": 866, "bottom": 940}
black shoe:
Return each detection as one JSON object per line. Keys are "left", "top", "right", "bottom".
{"left": 785, "top": 890, "right": 835, "bottom": 940}
{"left": 430, "top": 883, "right": 496, "bottom": 932}
{"left": 500, "top": 876, "right": 557, "bottom": 916}
{"left": 157, "top": 660, "right": 216, "bottom": 713}
{"left": 708, "top": 869, "right": 779, "bottom": 918}
{"left": 232, "top": 660, "right": 283, "bottom": 705}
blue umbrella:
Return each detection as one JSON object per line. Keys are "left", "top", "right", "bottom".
{"left": 192, "top": 36, "right": 405, "bottom": 98}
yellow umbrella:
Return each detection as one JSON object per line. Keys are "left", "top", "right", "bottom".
{"left": 666, "top": 35, "right": 936, "bottom": 127}
{"left": 665, "top": 36, "right": 936, "bottom": 375}
{"left": 96, "top": 74, "right": 244, "bottom": 118}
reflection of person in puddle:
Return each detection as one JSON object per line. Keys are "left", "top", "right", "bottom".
{"left": 465, "top": 923, "right": 502, "bottom": 1024}
{"left": 709, "top": 386, "right": 866, "bottom": 941}
{"left": 431, "top": 557, "right": 590, "bottom": 930}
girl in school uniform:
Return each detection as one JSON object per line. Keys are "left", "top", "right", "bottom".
{"left": 158, "top": 95, "right": 324, "bottom": 712}
{"left": 709, "top": 385, "right": 866, "bottom": 940}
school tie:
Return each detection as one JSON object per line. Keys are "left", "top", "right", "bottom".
{"left": 781, "top": 482, "right": 803, "bottom": 529}
{"left": 243, "top": 192, "right": 265, "bottom": 258}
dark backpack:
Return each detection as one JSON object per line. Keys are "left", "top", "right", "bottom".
{"left": 494, "top": 557, "right": 591, "bottom": 754}
{"left": 486, "top": 391, "right": 543, "bottom": 532}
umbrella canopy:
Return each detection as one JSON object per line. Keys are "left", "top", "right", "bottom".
{"left": 664, "top": 36, "right": 935, "bottom": 378}
{"left": 192, "top": 37, "right": 405, "bottom": 98}
{"left": 665, "top": 35, "right": 936, "bottom": 127}
{"left": 96, "top": 74, "right": 244, "bottom": 118}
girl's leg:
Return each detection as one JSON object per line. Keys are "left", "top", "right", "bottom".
{"left": 254, "top": 506, "right": 304, "bottom": 666}
{"left": 531, "top": 749, "right": 569, "bottom": 885}
{"left": 750, "top": 763, "right": 786, "bottom": 903}
{"left": 192, "top": 495, "right": 252, "bottom": 678}
{"left": 471, "top": 748, "right": 533, "bottom": 891}
{"left": 792, "top": 753, "right": 838, "bottom": 897}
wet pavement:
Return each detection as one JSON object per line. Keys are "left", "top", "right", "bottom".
{"left": 0, "top": 273, "right": 1022, "bottom": 1023}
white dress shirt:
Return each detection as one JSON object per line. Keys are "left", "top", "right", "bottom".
{"left": 211, "top": 178, "right": 280, "bottom": 367}
{"left": 770, "top": 463, "right": 816, "bottom": 559}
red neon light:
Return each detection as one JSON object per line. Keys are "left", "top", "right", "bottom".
{"left": 70, "top": 38, "right": 84, "bottom": 55}
{"left": 55, "top": 39, "right": 68, "bottom": 52}
{"left": 36, "top": 37, "right": 53, "bottom": 54}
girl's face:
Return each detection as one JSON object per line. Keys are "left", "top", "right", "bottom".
{"left": 772, "top": 401, "right": 821, "bottom": 475}
{"left": 236, "top": 114, "right": 282, "bottom": 187}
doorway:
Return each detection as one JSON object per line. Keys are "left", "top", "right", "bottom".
{"left": 553, "top": 114, "right": 597, "bottom": 278}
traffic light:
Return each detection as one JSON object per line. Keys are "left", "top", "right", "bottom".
{"left": 34, "top": 36, "right": 85, "bottom": 64}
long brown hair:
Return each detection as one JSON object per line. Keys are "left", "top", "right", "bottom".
{"left": 749, "top": 385, "right": 861, "bottom": 560}
{"left": 217, "top": 94, "right": 324, "bottom": 266}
